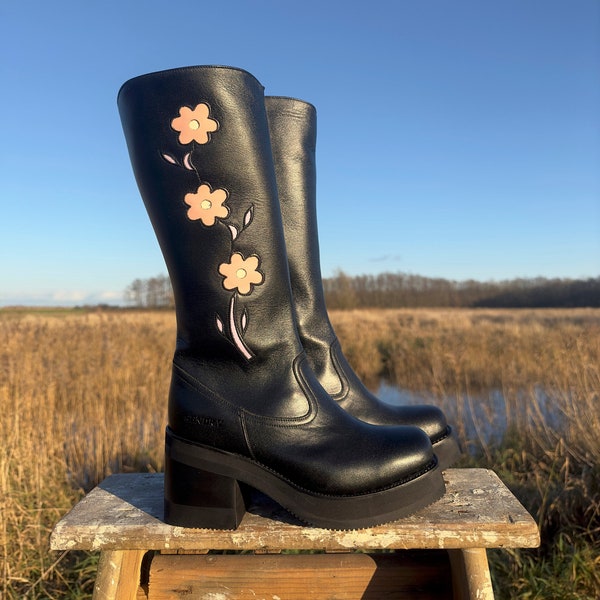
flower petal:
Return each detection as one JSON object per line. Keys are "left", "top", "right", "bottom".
{"left": 194, "top": 103, "right": 209, "bottom": 119}
{"left": 213, "top": 188, "right": 227, "bottom": 202}
{"left": 238, "top": 281, "right": 251, "bottom": 295}
{"left": 244, "top": 255, "right": 259, "bottom": 271}
{"left": 230, "top": 252, "right": 244, "bottom": 268}
{"left": 195, "top": 131, "right": 209, "bottom": 144}
{"left": 248, "top": 270, "right": 264, "bottom": 286}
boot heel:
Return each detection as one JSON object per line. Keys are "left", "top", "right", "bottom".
{"left": 164, "top": 449, "right": 246, "bottom": 529}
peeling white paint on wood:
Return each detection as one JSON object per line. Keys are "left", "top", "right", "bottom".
{"left": 50, "top": 469, "right": 539, "bottom": 553}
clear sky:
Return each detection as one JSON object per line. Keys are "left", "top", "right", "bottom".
{"left": 1, "top": 0, "right": 599, "bottom": 306}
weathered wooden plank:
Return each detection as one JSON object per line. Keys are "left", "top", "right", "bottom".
{"left": 92, "top": 549, "right": 147, "bottom": 600}
{"left": 147, "top": 551, "right": 454, "bottom": 600}
{"left": 448, "top": 548, "right": 494, "bottom": 600}
{"left": 50, "top": 469, "right": 540, "bottom": 552}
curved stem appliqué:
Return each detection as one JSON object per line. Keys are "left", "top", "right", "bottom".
{"left": 228, "top": 294, "right": 253, "bottom": 360}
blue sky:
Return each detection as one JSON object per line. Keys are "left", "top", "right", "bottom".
{"left": 1, "top": 0, "right": 599, "bottom": 306}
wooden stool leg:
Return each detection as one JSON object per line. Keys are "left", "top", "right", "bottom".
{"left": 448, "top": 548, "right": 494, "bottom": 600}
{"left": 93, "top": 549, "right": 147, "bottom": 600}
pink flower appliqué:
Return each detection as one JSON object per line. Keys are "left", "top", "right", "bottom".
{"left": 219, "top": 253, "right": 264, "bottom": 296}
{"left": 171, "top": 104, "right": 218, "bottom": 145}
{"left": 184, "top": 184, "right": 229, "bottom": 226}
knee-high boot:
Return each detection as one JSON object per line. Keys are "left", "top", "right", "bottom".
{"left": 265, "top": 96, "right": 460, "bottom": 470}
{"left": 118, "top": 66, "right": 445, "bottom": 530}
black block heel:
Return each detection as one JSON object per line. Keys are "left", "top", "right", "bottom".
{"left": 164, "top": 435, "right": 246, "bottom": 529}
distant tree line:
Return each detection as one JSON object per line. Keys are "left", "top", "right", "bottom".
{"left": 124, "top": 275, "right": 174, "bottom": 308}
{"left": 124, "top": 272, "right": 600, "bottom": 309}
{"left": 323, "top": 272, "right": 600, "bottom": 309}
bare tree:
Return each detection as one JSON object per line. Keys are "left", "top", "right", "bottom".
{"left": 124, "top": 275, "right": 174, "bottom": 308}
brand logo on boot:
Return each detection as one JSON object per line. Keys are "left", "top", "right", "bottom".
{"left": 184, "top": 415, "right": 224, "bottom": 428}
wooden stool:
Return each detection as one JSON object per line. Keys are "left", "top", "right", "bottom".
{"left": 50, "top": 469, "right": 539, "bottom": 600}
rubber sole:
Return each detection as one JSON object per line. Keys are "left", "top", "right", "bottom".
{"left": 432, "top": 427, "right": 462, "bottom": 470}
{"left": 163, "top": 427, "right": 446, "bottom": 530}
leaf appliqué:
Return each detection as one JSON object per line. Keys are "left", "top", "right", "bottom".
{"left": 162, "top": 153, "right": 178, "bottom": 165}
{"left": 216, "top": 314, "right": 224, "bottom": 334}
{"left": 244, "top": 206, "right": 254, "bottom": 228}
{"left": 228, "top": 225, "right": 238, "bottom": 241}
{"left": 183, "top": 152, "right": 194, "bottom": 170}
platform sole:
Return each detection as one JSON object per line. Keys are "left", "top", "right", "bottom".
{"left": 432, "top": 427, "right": 462, "bottom": 470}
{"left": 164, "top": 427, "right": 445, "bottom": 530}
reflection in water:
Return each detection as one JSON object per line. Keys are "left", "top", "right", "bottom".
{"left": 376, "top": 381, "right": 563, "bottom": 455}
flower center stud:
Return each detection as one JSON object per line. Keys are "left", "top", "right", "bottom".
{"left": 201, "top": 200, "right": 212, "bottom": 210}
{"left": 189, "top": 119, "right": 200, "bottom": 130}
{"left": 236, "top": 268, "right": 247, "bottom": 279}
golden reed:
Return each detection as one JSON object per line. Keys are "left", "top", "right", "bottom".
{"left": 1, "top": 308, "right": 599, "bottom": 597}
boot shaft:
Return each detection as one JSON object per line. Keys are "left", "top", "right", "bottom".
{"left": 265, "top": 97, "right": 340, "bottom": 386}
{"left": 118, "top": 67, "right": 301, "bottom": 363}
{"left": 265, "top": 97, "right": 324, "bottom": 325}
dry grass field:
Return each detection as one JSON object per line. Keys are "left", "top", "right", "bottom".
{"left": 1, "top": 308, "right": 599, "bottom": 598}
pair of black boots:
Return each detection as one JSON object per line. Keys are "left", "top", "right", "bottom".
{"left": 118, "top": 66, "right": 459, "bottom": 530}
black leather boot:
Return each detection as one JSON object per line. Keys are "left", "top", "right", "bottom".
{"left": 118, "top": 66, "right": 445, "bottom": 530}
{"left": 265, "top": 97, "right": 460, "bottom": 470}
